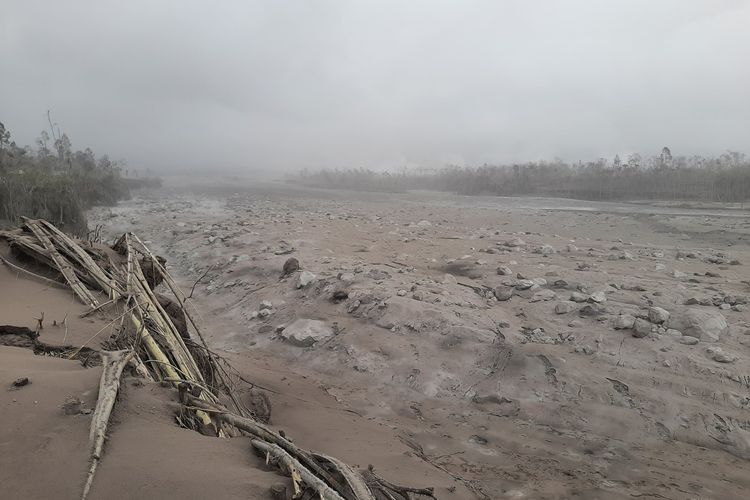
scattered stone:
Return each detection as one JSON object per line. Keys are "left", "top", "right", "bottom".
{"left": 515, "top": 280, "right": 535, "bottom": 291}
{"left": 706, "top": 346, "right": 737, "bottom": 363}
{"left": 579, "top": 304, "right": 606, "bottom": 317}
{"left": 494, "top": 287, "right": 514, "bottom": 301}
{"left": 504, "top": 237, "right": 526, "bottom": 247}
{"left": 589, "top": 291, "right": 607, "bottom": 304}
{"left": 10, "top": 377, "right": 30, "bottom": 389}
{"left": 612, "top": 314, "right": 636, "bottom": 330}
{"left": 667, "top": 309, "right": 728, "bottom": 341}
{"left": 259, "top": 308, "right": 272, "bottom": 318}
{"left": 530, "top": 289, "right": 557, "bottom": 302}
{"left": 552, "top": 279, "right": 569, "bottom": 289}
{"left": 280, "top": 319, "right": 334, "bottom": 347}
{"left": 416, "top": 220, "right": 432, "bottom": 227}
{"left": 648, "top": 307, "right": 670, "bottom": 325}
{"left": 554, "top": 301, "right": 577, "bottom": 314}
{"left": 396, "top": 289, "right": 407, "bottom": 297}
{"left": 61, "top": 397, "right": 86, "bottom": 415}
{"left": 570, "top": 292, "right": 589, "bottom": 303}
{"left": 632, "top": 318, "right": 653, "bottom": 338}
{"left": 574, "top": 345, "right": 595, "bottom": 355}
{"left": 679, "top": 336, "right": 699, "bottom": 345}
{"left": 260, "top": 300, "right": 273, "bottom": 310}
{"left": 496, "top": 266, "right": 513, "bottom": 276}
{"left": 534, "top": 244, "right": 556, "bottom": 255}
{"left": 281, "top": 257, "right": 300, "bottom": 277}
{"left": 672, "top": 270, "right": 688, "bottom": 280}
{"left": 296, "top": 270, "right": 316, "bottom": 289}
{"left": 368, "top": 269, "right": 391, "bottom": 281}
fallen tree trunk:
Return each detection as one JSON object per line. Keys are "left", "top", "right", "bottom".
{"left": 82, "top": 349, "right": 134, "bottom": 500}
{"left": 183, "top": 395, "right": 351, "bottom": 498}
{"left": 252, "top": 439, "right": 346, "bottom": 500}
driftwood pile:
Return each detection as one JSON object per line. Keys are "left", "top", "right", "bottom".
{"left": 0, "top": 218, "right": 436, "bottom": 500}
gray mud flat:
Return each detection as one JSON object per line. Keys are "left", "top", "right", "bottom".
{"left": 90, "top": 178, "right": 750, "bottom": 499}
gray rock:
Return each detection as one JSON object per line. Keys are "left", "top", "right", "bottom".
{"left": 570, "top": 292, "right": 589, "bottom": 303}
{"left": 296, "top": 270, "right": 316, "bottom": 289}
{"left": 707, "top": 346, "right": 737, "bottom": 363}
{"left": 554, "top": 301, "right": 577, "bottom": 314}
{"left": 494, "top": 286, "right": 514, "bottom": 301}
{"left": 672, "top": 270, "right": 688, "bottom": 280}
{"left": 504, "top": 237, "right": 526, "bottom": 247}
{"left": 579, "top": 303, "right": 606, "bottom": 316}
{"left": 667, "top": 309, "right": 728, "bottom": 341}
{"left": 259, "top": 308, "right": 272, "bottom": 318}
{"left": 515, "top": 280, "right": 535, "bottom": 291}
{"left": 678, "top": 336, "right": 699, "bottom": 345}
{"left": 648, "top": 307, "right": 670, "bottom": 325}
{"left": 280, "top": 319, "right": 334, "bottom": 347}
{"left": 632, "top": 318, "right": 653, "bottom": 338}
{"left": 534, "top": 244, "right": 556, "bottom": 255}
{"left": 589, "top": 291, "right": 607, "bottom": 304}
{"left": 496, "top": 266, "right": 513, "bottom": 276}
{"left": 612, "top": 314, "right": 636, "bottom": 330}
{"left": 530, "top": 289, "right": 557, "bottom": 302}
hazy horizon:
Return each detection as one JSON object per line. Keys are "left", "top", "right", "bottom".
{"left": 2, "top": 1, "right": 749, "bottom": 173}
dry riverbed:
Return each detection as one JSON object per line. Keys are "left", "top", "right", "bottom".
{"left": 88, "top": 178, "right": 750, "bottom": 499}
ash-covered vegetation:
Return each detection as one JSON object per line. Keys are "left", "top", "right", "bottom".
{"left": 295, "top": 148, "right": 750, "bottom": 202}
{"left": 0, "top": 117, "right": 160, "bottom": 235}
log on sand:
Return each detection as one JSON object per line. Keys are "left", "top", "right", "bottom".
{"left": 82, "top": 349, "right": 134, "bottom": 500}
{"left": 252, "top": 439, "right": 346, "bottom": 500}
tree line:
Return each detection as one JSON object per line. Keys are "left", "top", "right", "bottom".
{"left": 0, "top": 115, "right": 159, "bottom": 235}
{"left": 294, "top": 148, "right": 750, "bottom": 203}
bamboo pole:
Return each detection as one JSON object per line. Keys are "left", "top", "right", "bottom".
{"left": 33, "top": 218, "right": 123, "bottom": 299}
{"left": 24, "top": 219, "right": 99, "bottom": 307}
{"left": 82, "top": 349, "right": 134, "bottom": 500}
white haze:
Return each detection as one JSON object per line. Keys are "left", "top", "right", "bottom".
{"left": 1, "top": 0, "right": 749, "bottom": 173}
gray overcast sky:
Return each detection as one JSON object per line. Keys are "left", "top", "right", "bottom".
{"left": 1, "top": 1, "right": 749, "bottom": 173}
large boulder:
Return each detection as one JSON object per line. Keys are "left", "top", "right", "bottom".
{"left": 667, "top": 309, "right": 728, "bottom": 341}
{"left": 648, "top": 307, "right": 670, "bottom": 325}
{"left": 632, "top": 318, "right": 653, "bottom": 338}
{"left": 280, "top": 319, "right": 334, "bottom": 347}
